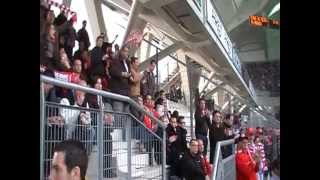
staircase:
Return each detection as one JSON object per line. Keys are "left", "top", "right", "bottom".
{"left": 86, "top": 129, "right": 162, "bottom": 180}
{"left": 159, "top": 67, "right": 180, "bottom": 91}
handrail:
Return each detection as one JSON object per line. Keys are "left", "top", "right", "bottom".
{"left": 212, "top": 138, "right": 235, "bottom": 180}
{"left": 40, "top": 75, "right": 166, "bottom": 129}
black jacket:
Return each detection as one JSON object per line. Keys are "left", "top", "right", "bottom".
{"left": 209, "top": 124, "right": 226, "bottom": 163}
{"left": 176, "top": 126, "right": 188, "bottom": 153}
{"left": 182, "top": 151, "right": 205, "bottom": 180}
{"left": 90, "top": 46, "right": 104, "bottom": 76}
{"left": 77, "top": 28, "right": 90, "bottom": 50}
{"left": 195, "top": 109, "right": 210, "bottom": 135}
{"left": 141, "top": 70, "right": 155, "bottom": 97}
{"left": 109, "top": 57, "right": 130, "bottom": 96}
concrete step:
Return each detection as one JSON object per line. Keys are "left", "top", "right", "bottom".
{"left": 86, "top": 146, "right": 154, "bottom": 179}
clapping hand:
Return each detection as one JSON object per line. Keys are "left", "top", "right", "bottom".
{"left": 169, "top": 135, "right": 177, "bottom": 142}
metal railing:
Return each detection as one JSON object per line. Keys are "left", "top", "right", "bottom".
{"left": 40, "top": 75, "right": 167, "bottom": 180}
{"left": 211, "top": 139, "right": 236, "bottom": 180}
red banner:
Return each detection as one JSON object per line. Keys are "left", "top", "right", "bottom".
{"left": 54, "top": 71, "right": 80, "bottom": 83}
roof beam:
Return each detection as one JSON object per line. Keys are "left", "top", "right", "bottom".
{"left": 139, "top": 41, "right": 184, "bottom": 71}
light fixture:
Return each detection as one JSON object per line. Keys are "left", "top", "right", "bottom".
{"left": 268, "top": 2, "right": 280, "bottom": 17}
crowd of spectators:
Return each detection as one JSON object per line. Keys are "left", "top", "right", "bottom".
{"left": 41, "top": 2, "right": 279, "bottom": 180}
{"left": 245, "top": 62, "right": 280, "bottom": 95}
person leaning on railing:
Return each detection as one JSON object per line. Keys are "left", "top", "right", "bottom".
{"left": 43, "top": 71, "right": 67, "bottom": 178}
{"left": 59, "top": 80, "right": 95, "bottom": 154}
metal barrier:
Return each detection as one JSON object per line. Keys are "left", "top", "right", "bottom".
{"left": 40, "top": 75, "right": 166, "bottom": 180}
{"left": 211, "top": 139, "right": 236, "bottom": 180}
{"left": 272, "top": 134, "right": 280, "bottom": 161}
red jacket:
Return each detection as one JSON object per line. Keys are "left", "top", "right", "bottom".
{"left": 236, "top": 150, "right": 259, "bottom": 180}
{"left": 200, "top": 155, "right": 212, "bottom": 177}
{"left": 143, "top": 105, "right": 160, "bottom": 130}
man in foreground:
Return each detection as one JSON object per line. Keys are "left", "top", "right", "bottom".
{"left": 49, "top": 139, "right": 88, "bottom": 180}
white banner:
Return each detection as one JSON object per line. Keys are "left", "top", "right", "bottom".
{"left": 206, "top": 0, "right": 241, "bottom": 73}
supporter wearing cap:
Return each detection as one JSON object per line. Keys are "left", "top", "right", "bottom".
{"left": 246, "top": 127, "right": 256, "bottom": 153}
{"left": 246, "top": 127, "right": 255, "bottom": 137}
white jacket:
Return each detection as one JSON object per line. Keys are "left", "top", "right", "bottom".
{"left": 59, "top": 98, "right": 91, "bottom": 138}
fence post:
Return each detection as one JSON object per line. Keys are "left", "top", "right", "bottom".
{"left": 126, "top": 114, "right": 132, "bottom": 178}
{"left": 40, "top": 82, "right": 45, "bottom": 180}
{"left": 162, "top": 128, "right": 166, "bottom": 180}
{"left": 98, "top": 95, "right": 104, "bottom": 180}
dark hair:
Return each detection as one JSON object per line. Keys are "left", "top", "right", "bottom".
{"left": 150, "top": 59, "right": 156, "bottom": 64}
{"left": 121, "top": 45, "right": 129, "bottom": 51}
{"left": 189, "top": 139, "right": 198, "bottom": 145}
{"left": 53, "top": 140, "right": 88, "bottom": 180}
{"left": 170, "top": 116, "right": 177, "bottom": 122}
{"left": 155, "top": 98, "right": 164, "bottom": 106}
{"left": 172, "top": 110, "right": 179, "bottom": 118}
{"left": 254, "top": 136, "right": 260, "bottom": 143}
{"left": 130, "top": 57, "right": 138, "bottom": 64}
{"left": 199, "top": 98, "right": 206, "bottom": 103}
{"left": 225, "top": 113, "right": 232, "bottom": 120}
{"left": 177, "top": 116, "right": 185, "bottom": 123}
{"left": 238, "top": 136, "right": 249, "bottom": 142}
{"left": 197, "top": 98, "right": 206, "bottom": 108}
{"left": 82, "top": 20, "right": 87, "bottom": 24}
{"left": 213, "top": 110, "right": 221, "bottom": 116}
{"left": 90, "top": 76, "right": 101, "bottom": 87}
{"left": 96, "top": 36, "right": 104, "bottom": 41}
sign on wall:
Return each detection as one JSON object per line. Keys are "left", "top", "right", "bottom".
{"left": 206, "top": 0, "right": 241, "bottom": 74}
{"left": 249, "top": 15, "right": 280, "bottom": 29}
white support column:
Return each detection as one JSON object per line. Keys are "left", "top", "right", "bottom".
{"left": 94, "top": 0, "right": 108, "bottom": 41}
{"left": 84, "top": 0, "right": 106, "bottom": 40}
{"left": 177, "top": 49, "right": 190, "bottom": 107}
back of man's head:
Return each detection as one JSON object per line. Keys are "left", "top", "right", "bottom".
{"left": 172, "top": 110, "right": 179, "bottom": 118}
{"left": 53, "top": 140, "right": 88, "bottom": 180}
{"left": 149, "top": 60, "right": 156, "bottom": 71}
